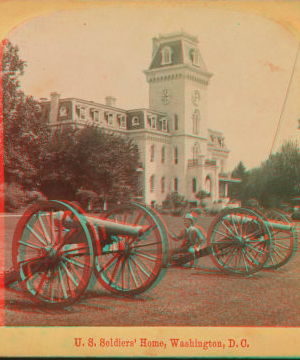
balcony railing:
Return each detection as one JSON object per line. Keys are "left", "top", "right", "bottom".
{"left": 219, "top": 172, "right": 229, "bottom": 178}
{"left": 205, "top": 159, "right": 217, "bottom": 166}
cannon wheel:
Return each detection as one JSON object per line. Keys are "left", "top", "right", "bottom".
{"left": 12, "top": 201, "right": 94, "bottom": 308}
{"left": 263, "top": 209, "right": 298, "bottom": 269}
{"left": 207, "top": 208, "right": 273, "bottom": 276}
{"left": 94, "top": 203, "right": 169, "bottom": 296}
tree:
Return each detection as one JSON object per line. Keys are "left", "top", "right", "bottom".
{"left": 163, "top": 192, "right": 187, "bottom": 210}
{"left": 39, "top": 125, "right": 140, "bottom": 203}
{"left": 195, "top": 189, "right": 210, "bottom": 209}
{"left": 2, "top": 40, "right": 47, "bottom": 187}
{"left": 228, "top": 161, "right": 247, "bottom": 201}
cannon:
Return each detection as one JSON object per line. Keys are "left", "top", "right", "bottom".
{"left": 6, "top": 201, "right": 169, "bottom": 308}
{"left": 171, "top": 207, "right": 298, "bottom": 275}
{"left": 5, "top": 203, "right": 298, "bottom": 308}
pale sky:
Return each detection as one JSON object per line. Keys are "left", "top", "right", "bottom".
{"left": 7, "top": 5, "right": 300, "bottom": 171}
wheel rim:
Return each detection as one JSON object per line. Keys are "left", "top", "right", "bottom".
{"left": 208, "top": 208, "right": 272, "bottom": 275}
{"left": 264, "top": 209, "right": 297, "bottom": 269}
{"left": 94, "top": 203, "right": 168, "bottom": 296}
{"left": 12, "top": 201, "right": 94, "bottom": 307}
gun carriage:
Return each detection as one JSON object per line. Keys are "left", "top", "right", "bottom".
{"left": 5, "top": 202, "right": 298, "bottom": 308}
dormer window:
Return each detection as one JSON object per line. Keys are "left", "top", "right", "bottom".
{"left": 91, "top": 109, "right": 100, "bottom": 122}
{"left": 149, "top": 115, "right": 156, "bottom": 129}
{"left": 161, "top": 118, "right": 167, "bottom": 132}
{"left": 118, "top": 114, "right": 126, "bottom": 129}
{"left": 76, "top": 105, "right": 86, "bottom": 121}
{"left": 105, "top": 112, "right": 114, "bottom": 126}
{"left": 190, "top": 48, "right": 200, "bottom": 66}
{"left": 132, "top": 116, "right": 139, "bottom": 126}
{"left": 161, "top": 46, "right": 172, "bottom": 65}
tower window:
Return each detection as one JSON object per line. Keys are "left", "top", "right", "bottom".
{"left": 190, "top": 48, "right": 200, "bottom": 66}
{"left": 161, "top": 177, "right": 165, "bottom": 193}
{"left": 150, "top": 144, "right": 155, "bottom": 162}
{"left": 174, "top": 177, "right": 178, "bottom": 192}
{"left": 174, "top": 146, "right": 178, "bottom": 164}
{"left": 192, "top": 178, "right": 197, "bottom": 193}
{"left": 161, "top": 146, "right": 165, "bottom": 164}
{"left": 193, "top": 109, "right": 200, "bottom": 134}
{"left": 161, "top": 46, "right": 172, "bottom": 65}
{"left": 174, "top": 114, "right": 179, "bottom": 131}
{"left": 150, "top": 175, "right": 155, "bottom": 193}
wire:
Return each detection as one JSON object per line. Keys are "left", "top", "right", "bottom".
{"left": 269, "top": 42, "right": 300, "bottom": 156}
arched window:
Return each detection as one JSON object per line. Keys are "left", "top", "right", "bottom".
{"left": 161, "top": 46, "right": 172, "bottom": 65}
{"left": 174, "top": 177, "right": 178, "bottom": 192}
{"left": 161, "top": 177, "right": 165, "bottom": 193}
{"left": 193, "top": 109, "right": 200, "bottom": 134}
{"left": 150, "top": 144, "right": 155, "bottom": 162}
{"left": 205, "top": 176, "right": 211, "bottom": 195}
{"left": 192, "top": 178, "right": 197, "bottom": 193}
{"left": 150, "top": 175, "right": 155, "bottom": 193}
{"left": 161, "top": 146, "right": 165, "bottom": 163}
{"left": 132, "top": 116, "right": 139, "bottom": 126}
{"left": 174, "top": 146, "right": 178, "bottom": 164}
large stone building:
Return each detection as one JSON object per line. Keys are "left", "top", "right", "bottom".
{"left": 41, "top": 30, "right": 234, "bottom": 207}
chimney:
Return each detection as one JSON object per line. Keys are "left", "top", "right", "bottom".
{"left": 49, "top": 92, "right": 60, "bottom": 124}
{"left": 105, "top": 96, "right": 117, "bottom": 107}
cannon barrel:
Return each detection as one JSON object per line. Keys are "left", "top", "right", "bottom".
{"left": 56, "top": 212, "right": 150, "bottom": 238}
{"left": 223, "top": 214, "right": 295, "bottom": 232}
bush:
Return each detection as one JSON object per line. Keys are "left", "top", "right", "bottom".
{"left": 189, "top": 207, "right": 203, "bottom": 215}
{"left": 171, "top": 208, "right": 184, "bottom": 216}
{"left": 158, "top": 209, "right": 170, "bottom": 215}
{"left": 76, "top": 189, "right": 100, "bottom": 212}
{"left": 4, "top": 183, "right": 46, "bottom": 213}
{"left": 292, "top": 211, "right": 300, "bottom": 221}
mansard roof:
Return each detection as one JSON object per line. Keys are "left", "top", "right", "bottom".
{"left": 148, "top": 31, "right": 209, "bottom": 73}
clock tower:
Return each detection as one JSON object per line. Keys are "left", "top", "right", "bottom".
{"left": 144, "top": 30, "right": 213, "bottom": 137}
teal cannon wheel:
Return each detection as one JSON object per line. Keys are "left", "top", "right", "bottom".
{"left": 12, "top": 201, "right": 94, "bottom": 308}
{"left": 263, "top": 209, "right": 298, "bottom": 269}
{"left": 94, "top": 203, "right": 169, "bottom": 296}
{"left": 207, "top": 208, "right": 273, "bottom": 276}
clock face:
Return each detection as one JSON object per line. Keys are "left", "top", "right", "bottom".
{"left": 192, "top": 90, "right": 200, "bottom": 106}
{"left": 162, "top": 89, "right": 171, "bottom": 105}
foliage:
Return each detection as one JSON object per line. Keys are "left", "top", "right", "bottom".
{"left": 231, "top": 141, "right": 300, "bottom": 208}
{"left": 163, "top": 192, "right": 187, "bottom": 210}
{"left": 170, "top": 208, "right": 184, "bottom": 216}
{"left": 228, "top": 161, "right": 247, "bottom": 200}
{"left": 76, "top": 189, "right": 100, "bottom": 211}
{"left": 291, "top": 211, "right": 300, "bottom": 221}
{"left": 195, "top": 189, "right": 210, "bottom": 201}
{"left": 39, "top": 126, "right": 140, "bottom": 203}
{"left": 189, "top": 207, "right": 203, "bottom": 215}
{"left": 4, "top": 182, "right": 46, "bottom": 213}
{"left": 2, "top": 41, "right": 48, "bottom": 187}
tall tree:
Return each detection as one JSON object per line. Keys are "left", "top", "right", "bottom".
{"left": 228, "top": 161, "right": 248, "bottom": 200}
{"left": 2, "top": 40, "right": 47, "bottom": 187}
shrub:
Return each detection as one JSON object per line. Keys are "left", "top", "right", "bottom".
{"left": 292, "top": 211, "right": 300, "bottom": 221}
{"left": 189, "top": 207, "right": 203, "bottom": 215}
{"left": 171, "top": 208, "right": 184, "bottom": 216}
{"left": 158, "top": 209, "right": 170, "bottom": 215}
{"left": 76, "top": 189, "right": 100, "bottom": 212}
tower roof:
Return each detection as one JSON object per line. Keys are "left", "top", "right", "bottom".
{"left": 148, "top": 30, "right": 209, "bottom": 74}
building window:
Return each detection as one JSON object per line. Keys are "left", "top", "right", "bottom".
{"left": 76, "top": 106, "right": 86, "bottom": 120}
{"left": 205, "top": 176, "right": 211, "bottom": 195}
{"left": 161, "top": 46, "right": 172, "bottom": 65}
{"left": 161, "top": 146, "right": 165, "bottom": 163}
{"left": 118, "top": 114, "right": 126, "bottom": 129}
{"left": 149, "top": 115, "right": 156, "bottom": 129}
{"left": 193, "top": 142, "right": 200, "bottom": 160}
{"left": 59, "top": 106, "right": 67, "bottom": 117}
{"left": 161, "top": 118, "right": 167, "bottom": 132}
{"left": 174, "top": 114, "right": 179, "bottom": 131}
{"left": 192, "top": 178, "right": 197, "bottom": 193}
{"left": 190, "top": 48, "right": 200, "bottom": 66}
{"left": 150, "top": 144, "right": 155, "bottom": 162}
{"left": 132, "top": 116, "right": 139, "bottom": 126}
{"left": 105, "top": 112, "right": 114, "bottom": 126}
{"left": 174, "top": 146, "right": 178, "bottom": 164}
{"left": 91, "top": 109, "right": 100, "bottom": 122}
{"left": 161, "top": 177, "right": 165, "bottom": 193}
{"left": 150, "top": 175, "right": 155, "bottom": 193}
{"left": 174, "top": 177, "right": 178, "bottom": 192}
{"left": 193, "top": 109, "right": 200, "bottom": 134}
